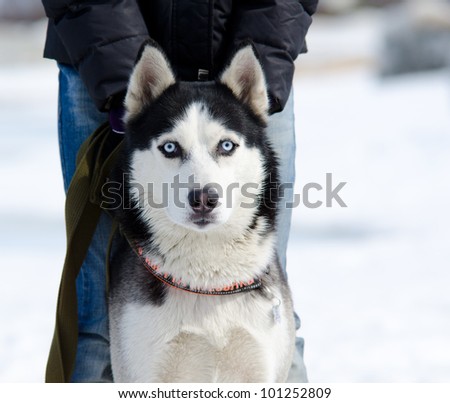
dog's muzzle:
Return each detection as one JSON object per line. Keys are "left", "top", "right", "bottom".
{"left": 188, "top": 187, "right": 219, "bottom": 226}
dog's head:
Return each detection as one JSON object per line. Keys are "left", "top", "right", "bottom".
{"left": 118, "top": 40, "right": 278, "bottom": 236}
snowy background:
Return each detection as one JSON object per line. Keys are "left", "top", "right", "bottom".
{"left": 1, "top": 5, "right": 450, "bottom": 382}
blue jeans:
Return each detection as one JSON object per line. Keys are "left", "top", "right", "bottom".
{"left": 57, "top": 64, "right": 307, "bottom": 382}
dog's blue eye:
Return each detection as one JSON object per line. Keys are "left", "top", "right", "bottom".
{"left": 164, "top": 142, "right": 176, "bottom": 153}
{"left": 219, "top": 140, "right": 237, "bottom": 155}
{"left": 159, "top": 142, "right": 181, "bottom": 158}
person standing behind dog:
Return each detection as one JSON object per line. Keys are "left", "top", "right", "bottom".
{"left": 41, "top": 0, "right": 318, "bottom": 382}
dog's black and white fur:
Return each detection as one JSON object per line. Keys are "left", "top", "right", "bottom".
{"left": 108, "top": 41, "right": 295, "bottom": 382}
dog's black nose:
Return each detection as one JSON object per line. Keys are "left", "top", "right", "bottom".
{"left": 188, "top": 188, "right": 219, "bottom": 213}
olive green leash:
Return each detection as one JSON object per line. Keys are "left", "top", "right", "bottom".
{"left": 45, "top": 123, "right": 122, "bottom": 382}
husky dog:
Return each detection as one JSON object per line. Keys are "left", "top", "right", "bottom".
{"left": 108, "top": 40, "right": 295, "bottom": 382}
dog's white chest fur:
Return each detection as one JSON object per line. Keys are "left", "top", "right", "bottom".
{"left": 110, "top": 289, "right": 293, "bottom": 382}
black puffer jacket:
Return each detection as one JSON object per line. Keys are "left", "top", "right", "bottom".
{"left": 42, "top": 0, "right": 318, "bottom": 113}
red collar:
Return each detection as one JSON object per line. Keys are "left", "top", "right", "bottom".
{"left": 127, "top": 238, "right": 262, "bottom": 296}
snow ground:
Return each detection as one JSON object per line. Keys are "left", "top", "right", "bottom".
{"left": 1, "top": 13, "right": 450, "bottom": 382}
{"left": 291, "top": 69, "right": 450, "bottom": 382}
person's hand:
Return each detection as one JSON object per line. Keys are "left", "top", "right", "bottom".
{"left": 109, "top": 106, "right": 126, "bottom": 134}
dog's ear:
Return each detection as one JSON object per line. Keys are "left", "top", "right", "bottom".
{"left": 124, "top": 40, "right": 176, "bottom": 121}
{"left": 220, "top": 43, "right": 269, "bottom": 121}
